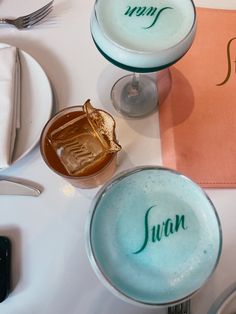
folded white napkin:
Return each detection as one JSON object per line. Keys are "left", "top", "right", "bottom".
{"left": 0, "top": 45, "right": 21, "bottom": 168}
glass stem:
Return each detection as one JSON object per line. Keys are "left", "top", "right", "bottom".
{"left": 127, "top": 72, "right": 141, "bottom": 97}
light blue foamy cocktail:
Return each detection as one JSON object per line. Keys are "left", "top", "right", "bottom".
{"left": 87, "top": 167, "right": 222, "bottom": 307}
{"left": 91, "top": 0, "right": 196, "bottom": 118}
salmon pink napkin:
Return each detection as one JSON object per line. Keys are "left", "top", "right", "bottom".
{"left": 159, "top": 7, "right": 236, "bottom": 188}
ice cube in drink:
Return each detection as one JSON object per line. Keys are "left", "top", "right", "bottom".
{"left": 48, "top": 114, "right": 106, "bottom": 176}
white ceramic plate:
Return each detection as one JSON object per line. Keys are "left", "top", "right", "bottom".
{"left": 208, "top": 283, "right": 236, "bottom": 314}
{"left": 0, "top": 43, "right": 53, "bottom": 168}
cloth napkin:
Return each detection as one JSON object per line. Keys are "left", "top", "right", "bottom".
{"left": 0, "top": 45, "right": 21, "bottom": 169}
{"left": 159, "top": 7, "right": 236, "bottom": 188}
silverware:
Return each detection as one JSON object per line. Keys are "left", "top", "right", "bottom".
{"left": 168, "top": 300, "right": 191, "bottom": 314}
{"left": 0, "top": 1, "right": 54, "bottom": 30}
{"left": 0, "top": 178, "right": 41, "bottom": 196}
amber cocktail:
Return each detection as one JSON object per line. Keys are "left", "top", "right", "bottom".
{"left": 40, "top": 100, "right": 121, "bottom": 188}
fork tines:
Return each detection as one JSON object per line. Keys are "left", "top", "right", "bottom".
{"left": 23, "top": 0, "right": 54, "bottom": 28}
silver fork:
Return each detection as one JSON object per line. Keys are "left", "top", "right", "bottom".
{"left": 168, "top": 300, "right": 191, "bottom": 314}
{"left": 0, "top": 1, "right": 54, "bottom": 29}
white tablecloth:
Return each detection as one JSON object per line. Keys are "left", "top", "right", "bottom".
{"left": 0, "top": 1, "right": 235, "bottom": 313}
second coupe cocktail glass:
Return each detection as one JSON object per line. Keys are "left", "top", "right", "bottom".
{"left": 87, "top": 167, "right": 222, "bottom": 309}
{"left": 91, "top": 0, "right": 196, "bottom": 118}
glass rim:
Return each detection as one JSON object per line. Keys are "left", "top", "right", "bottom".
{"left": 40, "top": 105, "right": 118, "bottom": 180}
{"left": 92, "top": 0, "right": 197, "bottom": 55}
{"left": 86, "top": 165, "right": 223, "bottom": 307}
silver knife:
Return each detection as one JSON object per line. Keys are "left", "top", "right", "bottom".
{"left": 0, "top": 178, "right": 41, "bottom": 196}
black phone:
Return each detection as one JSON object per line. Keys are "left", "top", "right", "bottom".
{"left": 0, "top": 236, "right": 11, "bottom": 302}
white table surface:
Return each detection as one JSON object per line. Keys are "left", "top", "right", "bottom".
{"left": 0, "top": 1, "right": 235, "bottom": 313}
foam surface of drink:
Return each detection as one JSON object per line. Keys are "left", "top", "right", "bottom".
{"left": 96, "top": 0, "right": 195, "bottom": 51}
{"left": 91, "top": 0, "right": 196, "bottom": 70}
{"left": 90, "top": 169, "right": 221, "bottom": 304}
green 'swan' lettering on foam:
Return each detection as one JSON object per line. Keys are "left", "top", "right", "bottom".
{"left": 216, "top": 37, "right": 236, "bottom": 86}
{"left": 124, "top": 6, "right": 173, "bottom": 29}
{"left": 133, "top": 206, "right": 188, "bottom": 254}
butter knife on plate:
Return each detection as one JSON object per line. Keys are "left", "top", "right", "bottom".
{"left": 0, "top": 178, "right": 41, "bottom": 196}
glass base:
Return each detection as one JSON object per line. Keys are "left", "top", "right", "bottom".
{"left": 111, "top": 74, "right": 158, "bottom": 119}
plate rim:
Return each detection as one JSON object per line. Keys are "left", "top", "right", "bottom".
{"left": 0, "top": 42, "right": 53, "bottom": 169}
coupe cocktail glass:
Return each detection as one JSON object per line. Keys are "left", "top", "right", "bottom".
{"left": 86, "top": 166, "right": 222, "bottom": 309}
{"left": 91, "top": 0, "right": 196, "bottom": 118}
